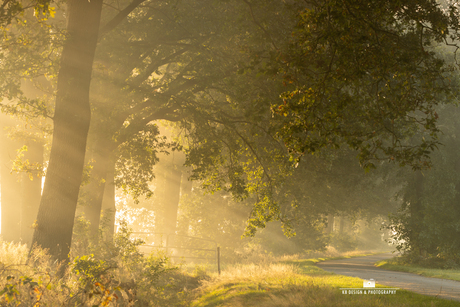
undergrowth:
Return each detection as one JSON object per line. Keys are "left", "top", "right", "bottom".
{"left": 0, "top": 220, "right": 203, "bottom": 306}
{"left": 2, "top": 228, "right": 451, "bottom": 307}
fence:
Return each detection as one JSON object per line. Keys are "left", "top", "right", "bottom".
{"left": 131, "top": 232, "right": 221, "bottom": 274}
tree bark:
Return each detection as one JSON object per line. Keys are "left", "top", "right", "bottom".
{"left": 30, "top": 0, "right": 103, "bottom": 263}
{"left": 20, "top": 139, "right": 44, "bottom": 246}
{"left": 84, "top": 139, "right": 112, "bottom": 239}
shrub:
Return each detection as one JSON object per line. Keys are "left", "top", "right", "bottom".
{"left": 0, "top": 221, "right": 200, "bottom": 306}
{"left": 329, "top": 232, "right": 358, "bottom": 252}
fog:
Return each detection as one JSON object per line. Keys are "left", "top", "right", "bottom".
{"left": 1, "top": 1, "right": 460, "bottom": 305}
{"left": 0, "top": 119, "right": 394, "bottom": 258}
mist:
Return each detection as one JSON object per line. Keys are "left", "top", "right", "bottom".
{"left": 1, "top": 0, "right": 460, "bottom": 305}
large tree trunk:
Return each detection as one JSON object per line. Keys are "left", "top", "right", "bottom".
{"left": 20, "top": 139, "right": 44, "bottom": 246}
{"left": 30, "top": 0, "right": 103, "bottom": 263}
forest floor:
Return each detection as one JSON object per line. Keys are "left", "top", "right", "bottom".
{"left": 191, "top": 251, "right": 460, "bottom": 307}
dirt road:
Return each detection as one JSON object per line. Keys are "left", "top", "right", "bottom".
{"left": 317, "top": 253, "right": 460, "bottom": 302}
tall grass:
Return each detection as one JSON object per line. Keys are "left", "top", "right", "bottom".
{"left": 0, "top": 241, "right": 28, "bottom": 265}
{"left": 1, "top": 241, "right": 455, "bottom": 306}
{"left": 191, "top": 249, "right": 460, "bottom": 307}
{"left": 0, "top": 223, "right": 202, "bottom": 306}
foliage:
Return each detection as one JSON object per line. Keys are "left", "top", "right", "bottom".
{"left": 274, "top": 0, "right": 460, "bottom": 170}
{"left": 10, "top": 145, "right": 45, "bottom": 180}
{"left": 72, "top": 254, "right": 114, "bottom": 285}
{"left": 113, "top": 220, "right": 145, "bottom": 271}
{"left": 330, "top": 232, "right": 358, "bottom": 253}
{"left": 85, "top": 0, "right": 298, "bottom": 236}
{"left": 115, "top": 124, "right": 177, "bottom": 202}
{"left": 0, "top": 0, "right": 52, "bottom": 28}
{"left": 5, "top": 0, "right": 457, "bottom": 267}
{"left": 387, "top": 104, "right": 460, "bottom": 265}
{"left": 0, "top": 0, "right": 62, "bottom": 118}
{"left": 0, "top": 221, "right": 202, "bottom": 306}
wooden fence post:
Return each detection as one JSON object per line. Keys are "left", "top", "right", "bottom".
{"left": 217, "top": 246, "right": 221, "bottom": 275}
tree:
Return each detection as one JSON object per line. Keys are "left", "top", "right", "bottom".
{"left": 389, "top": 104, "right": 460, "bottom": 264}
{"left": 0, "top": 0, "right": 50, "bottom": 28}
{"left": 30, "top": 0, "right": 104, "bottom": 263}
{"left": 77, "top": 0, "right": 295, "bottom": 238}
{"left": 6, "top": 0, "right": 458, "bottom": 262}
{"left": 274, "top": 0, "right": 460, "bottom": 170}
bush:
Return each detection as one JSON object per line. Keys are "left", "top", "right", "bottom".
{"left": 329, "top": 232, "right": 358, "bottom": 252}
{"left": 0, "top": 222, "right": 201, "bottom": 306}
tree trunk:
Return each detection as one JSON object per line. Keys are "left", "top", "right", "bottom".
{"left": 177, "top": 170, "right": 192, "bottom": 236}
{"left": 164, "top": 167, "right": 182, "bottom": 252}
{"left": 30, "top": 0, "right": 103, "bottom": 263}
{"left": 154, "top": 170, "right": 167, "bottom": 234}
{"left": 20, "top": 140, "right": 44, "bottom": 246}
{"left": 339, "top": 216, "right": 346, "bottom": 233}
{"left": 324, "top": 215, "right": 334, "bottom": 233}
{"left": 101, "top": 158, "right": 116, "bottom": 241}
{"left": 164, "top": 168, "right": 182, "bottom": 235}
{"left": 0, "top": 138, "right": 22, "bottom": 242}
{"left": 84, "top": 140, "right": 112, "bottom": 239}
{"left": 410, "top": 170, "right": 424, "bottom": 255}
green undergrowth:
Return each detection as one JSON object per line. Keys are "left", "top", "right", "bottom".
{"left": 376, "top": 257, "right": 460, "bottom": 282}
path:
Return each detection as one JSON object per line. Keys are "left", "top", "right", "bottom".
{"left": 316, "top": 253, "right": 460, "bottom": 302}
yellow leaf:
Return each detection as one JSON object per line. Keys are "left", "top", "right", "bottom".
{"left": 49, "top": 7, "right": 56, "bottom": 18}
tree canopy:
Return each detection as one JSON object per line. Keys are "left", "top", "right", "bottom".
{"left": 1, "top": 0, "right": 460, "bottom": 264}
{"left": 275, "top": 0, "right": 460, "bottom": 170}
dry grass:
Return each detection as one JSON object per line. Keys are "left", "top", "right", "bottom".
{"left": 1, "top": 243, "right": 456, "bottom": 307}
{"left": 0, "top": 241, "right": 28, "bottom": 265}
{"left": 0, "top": 239, "right": 198, "bottom": 306}
{"left": 191, "top": 250, "right": 460, "bottom": 307}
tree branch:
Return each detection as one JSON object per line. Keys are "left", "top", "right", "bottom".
{"left": 99, "top": 0, "right": 147, "bottom": 36}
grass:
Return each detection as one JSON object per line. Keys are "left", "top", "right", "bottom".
{"left": 1, "top": 241, "right": 459, "bottom": 306}
{"left": 191, "top": 251, "right": 460, "bottom": 307}
{"left": 376, "top": 258, "right": 460, "bottom": 282}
